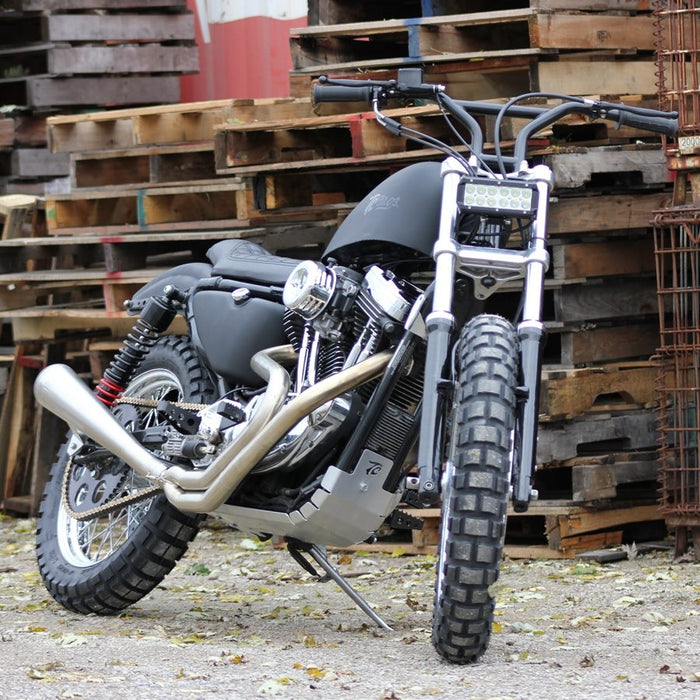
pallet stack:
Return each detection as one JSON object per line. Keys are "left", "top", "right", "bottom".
{"left": 0, "top": 1, "right": 676, "bottom": 557}
{"left": 291, "top": 0, "right": 658, "bottom": 100}
{"left": 0, "top": 0, "right": 197, "bottom": 195}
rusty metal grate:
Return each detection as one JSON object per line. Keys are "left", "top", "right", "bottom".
{"left": 654, "top": 208, "right": 700, "bottom": 517}
{"left": 654, "top": 208, "right": 700, "bottom": 348}
{"left": 656, "top": 0, "right": 700, "bottom": 136}
{"left": 655, "top": 349, "right": 700, "bottom": 516}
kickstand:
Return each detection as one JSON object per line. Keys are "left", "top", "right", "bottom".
{"left": 286, "top": 539, "right": 393, "bottom": 631}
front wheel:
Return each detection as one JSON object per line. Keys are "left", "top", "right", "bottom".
{"left": 35, "top": 335, "right": 215, "bottom": 614}
{"left": 432, "top": 314, "right": 519, "bottom": 663}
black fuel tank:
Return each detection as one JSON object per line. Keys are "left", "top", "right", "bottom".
{"left": 189, "top": 289, "right": 287, "bottom": 388}
{"left": 323, "top": 161, "right": 442, "bottom": 264}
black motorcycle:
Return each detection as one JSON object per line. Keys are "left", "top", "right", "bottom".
{"left": 33, "top": 69, "right": 676, "bottom": 663}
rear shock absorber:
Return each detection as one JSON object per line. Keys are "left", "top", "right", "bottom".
{"left": 94, "top": 287, "right": 183, "bottom": 407}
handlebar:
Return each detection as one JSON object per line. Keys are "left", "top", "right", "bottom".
{"left": 313, "top": 72, "right": 677, "bottom": 171}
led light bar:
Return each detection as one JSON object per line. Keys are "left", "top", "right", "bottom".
{"left": 458, "top": 177, "right": 537, "bottom": 216}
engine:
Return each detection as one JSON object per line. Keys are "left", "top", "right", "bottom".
{"left": 163, "top": 261, "right": 424, "bottom": 481}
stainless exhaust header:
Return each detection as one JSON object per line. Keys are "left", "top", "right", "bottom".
{"left": 34, "top": 363, "right": 169, "bottom": 482}
{"left": 34, "top": 347, "right": 391, "bottom": 514}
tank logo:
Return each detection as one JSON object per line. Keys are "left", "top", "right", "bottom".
{"left": 364, "top": 193, "right": 400, "bottom": 216}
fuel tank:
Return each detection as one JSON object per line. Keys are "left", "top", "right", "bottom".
{"left": 323, "top": 161, "right": 442, "bottom": 264}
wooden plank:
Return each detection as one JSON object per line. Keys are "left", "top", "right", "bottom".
{"left": 11, "top": 148, "right": 69, "bottom": 178}
{"left": 0, "top": 349, "right": 40, "bottom": 509}
{"left": 535, "top": 58, "right": 658, "bottom": 98}
{"left": 539, "top": 362, "right": 657, "bottom": 420}
{"left": 554, "top": 277, "right": 658, "bottom": 323}
{"left": 548, "top": 192, "right": 668, "bottom": 236}
{"left": 531, "top": 13, "right": 654, "bottom": 51}
{"left": 48, "top": 45, "right": 199, "bottom": 75}
{"left": 9, "top": 309, "right": 187, "bottom": 341}
{"left": 537, "top": 411, "right": 658, "bottom": 464}
{"left": 71, "top": 144, "right": 216, "bottom": 190}
{"left": 0, "top": 118, "right": 14, "bottom": 148}
{"left": 558, "top": 321, "right": 660, "bottom": 366}
{"left": 306, "top": 0, "right": 652, "bottom": 25}
{"left": 571, "top": 455, "right": 659, "bottom": 502}
{"left": 11, "top": 0, "right": 187, "bottom": 8}
{"left": 45, "top": 179, "right": 245, "bottom": 231}
{"left": 551, "top": 236, "right": 655, "bottom": 280}
{"left": 47, "top": 98, "right": 322, "bottom": 153}
{"left": 0, "top": 194, "right": 37, "bottom": 240}
{"left": 545, "top": 146, "right": 670, "bottom": 190}
{"left": 48, "top": 117, "right": 136, "bottom": 153}
{"left": 26, "top": 76, "right": 181, "bottom": 108}
{"left": 46, "top": 13, "right": 195, "bottom": 42}
{"left": 555, "top": 503, "right": 662, "bottom": 538}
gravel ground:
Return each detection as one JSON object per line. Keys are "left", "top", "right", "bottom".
{"left": 0, "top": 514, "right": 698, "bottom": 700}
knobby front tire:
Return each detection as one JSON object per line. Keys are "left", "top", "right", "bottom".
{"left": 432, "top": 314, "right": 519, "bottom": 663}
{"left": 36, "top": 336, "right": 215, "bottom": 615}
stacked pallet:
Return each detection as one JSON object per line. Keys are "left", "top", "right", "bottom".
{"left": 0, "top": 0, "right": 197, "bottom": 194}
{"left": 290, "top": 1, "right": 657, "bottom": 100}
{"left": 212, "top": 99, "right": 671, "bottom": 557}
{"left": 0, "top": 3, "right": 671, "bottom": 555}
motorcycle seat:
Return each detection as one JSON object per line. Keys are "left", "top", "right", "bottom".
{"left": 207, "top": 239, "right": 300, "bottom": 286}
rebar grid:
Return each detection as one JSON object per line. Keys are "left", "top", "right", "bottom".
{"left": 654, "top": 210, "right": 700, "bottom": 516}
{"left": 656, "top": 0, "right": 700, "bottom": 135}
{"left": 656, "top": 349, "right": 700, "bottom": 515}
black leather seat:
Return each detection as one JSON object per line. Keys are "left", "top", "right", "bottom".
{"left": 207, "top": 240, "right": 299, "bottom": 286}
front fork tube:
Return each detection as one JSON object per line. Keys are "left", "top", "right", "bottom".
{"left": 417, "top": 162, "right": 463, "bottom": 504}
{"left": 513, "top": 175, "right": 551, "bottom": 511}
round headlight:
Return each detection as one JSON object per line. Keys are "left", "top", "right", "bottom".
{"left": 283, "top": 260, "right": 336, "bottom": 320}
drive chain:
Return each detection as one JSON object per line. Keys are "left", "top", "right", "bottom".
{"left": 60, "top": 395, "right": 209, "bottom": 521}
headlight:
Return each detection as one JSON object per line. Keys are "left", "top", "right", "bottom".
{"left": 459, "top": 177, "right": 537, "bottom": 216}
{"left": 283, "top": 260, "right": 336, "bottom": 320}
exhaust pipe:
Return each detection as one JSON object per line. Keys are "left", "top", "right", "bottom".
{"left": 34, "top": 347, "right": 391, "bottom": 514}
{"left": 34, "top": 363, "right": 169, "bottom": 482}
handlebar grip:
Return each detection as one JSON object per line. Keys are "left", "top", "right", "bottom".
{"left": 616, "top": 109, "right": 678, "bottom": 137}
{"left": 313, "top": 84, "right": 375, "bottom": 103}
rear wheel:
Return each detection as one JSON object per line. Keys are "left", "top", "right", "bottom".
{"left": 432, "top": 314, "right": 519, "bottom": 663}
{"left": 36, "top": 335, "right": 215, "bottom": 614}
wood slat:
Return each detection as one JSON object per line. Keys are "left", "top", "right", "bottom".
{"left": 45, "top": 13, "right": 195, "bottom": 42}
{"left": 539, "top": 362, "right": 657, "bottom": 420}
{"left": 48, "top": 45, "right": 199, "bottom": 75}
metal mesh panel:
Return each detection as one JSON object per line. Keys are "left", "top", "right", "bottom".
{"left": 656, "top": 0, "right": 700, "bottom": 136}
{"left": 654, "top": 208, "right": 700, "bottom": 347}
{"left": 654, "top": 210, "right": 700, "bottom": 516}
{"left": 656, "top": 350, "right": 700, "bottom": 515}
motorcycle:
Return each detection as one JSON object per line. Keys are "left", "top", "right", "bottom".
{"left": 32, "top": 69, "right": 677, "bottom": 663}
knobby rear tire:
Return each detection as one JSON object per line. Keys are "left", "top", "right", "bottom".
{"left": 432, "top": 314, "right": 519, "bottom": 663}
{"left": 35, "top": 335, "right": 215, "bottom": 615}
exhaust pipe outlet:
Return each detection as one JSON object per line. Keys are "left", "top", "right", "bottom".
{"left": 34, "top": 363, "right": 169, "bottom": 481}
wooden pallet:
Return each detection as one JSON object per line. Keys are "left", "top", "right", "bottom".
{"left": 0, "top": 75, "right": 183, "bottom": 109}
{"left": 306, "top": 0, "right": 653, "bottom": 26}
{"left": 290, "top": 53, "right": 658, "bottom": 102}
{"left": 537, "top": 409, "right": 658, "bottom": 465}
{"left": 290, "top": 10, "right": 654, "bottom": 71}
{"left": 46, "top": 98, "right": 330, "bottom": 153}
{"left": 69, "top": 144, "right": 217, "bottom": 190}
{"left": 539, "top": 362, "right": 657, "bottom": 421}
{"left": 555, "top": 321, "right": 662, "bottom": 367}
{"left": 45, "top": 180, "right": 247, "bottom": 233}
{"left": 5, "top": 0, "right": 188, "bottom": 11}
{"left": 393, "top": 500, "right": 664, "bottom": 558}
